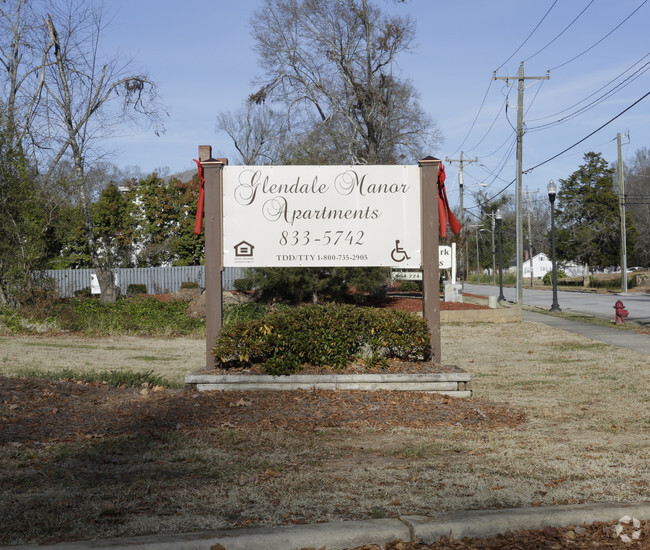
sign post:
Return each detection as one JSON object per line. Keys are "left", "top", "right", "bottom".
{"left": 419, "top": 157, "right": 441, "bottom": 364}
{"left": 199, "top": 146, "right": 226, "bottom": 368}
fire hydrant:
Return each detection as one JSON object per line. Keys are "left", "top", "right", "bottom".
{"left": 614, "top": 300, "right": 629, "bottom": 325}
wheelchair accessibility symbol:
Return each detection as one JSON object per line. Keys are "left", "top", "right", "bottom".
{"left": 390, "top": 240, "right": 411, "bottom": 263}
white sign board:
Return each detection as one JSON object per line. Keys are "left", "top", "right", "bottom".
{"left": 90, "top": 273, "right": 100, "bottom": 294}
{"left": 222, "top": 165, "right": 421, "bottom": 267}
{"left": 90, "top": 273, "right": 118, "bottom": 294}
{"left": 393, "top": 270, "right": 422, "bottom": 281}
{"left": 439, "top": 245, "right": 452, "bottom": 269}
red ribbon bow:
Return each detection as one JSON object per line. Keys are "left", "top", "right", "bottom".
{"left": 193, "top": 159, "right": 205, "bottom": 235}
{"left": 437, "top": 162, "right": 462, "bottom": 238}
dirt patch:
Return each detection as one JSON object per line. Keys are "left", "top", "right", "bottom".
{"left": 350, "top": 520, "right": 650, "bottom": 549}
{"left": 1, "top": 377, "right": 523, "bottom": 446}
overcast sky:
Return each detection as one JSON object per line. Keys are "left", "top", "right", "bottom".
{"left": 102, "top": 0, "right": 650, "bottom": 212}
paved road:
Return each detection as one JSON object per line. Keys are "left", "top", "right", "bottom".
{"left": 464, "top": 283, "right": 650, "bottom": 326}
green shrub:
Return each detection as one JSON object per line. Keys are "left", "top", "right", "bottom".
{"left": 74, "top": 287, "right": 92, "bottom": 298}
{"left": 212, "top": 303, "right": 430, "bottom": 375}
{"left": 180, "top": 281, "right": 199, "bottom": 289}
{"left": 399, "top": 280, "right": 420, "bottom": 292}
{"left": 233, "top": 277, "right": 254, "bottom": 292}
{"left": 127, "top": 284, "right": 148, "bottom": 295}
{"left": 542, "top": 270, "right": 567, "bottom": 286}
{"left": 223, "top": 302, "right": 271, "bottom": 325}
{"left": 0, "top": 307, "right": 25, "bottom": 332}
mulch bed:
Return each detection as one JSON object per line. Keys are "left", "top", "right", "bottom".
{"left": 0, "top": 376, "right": 524, "bottom": 447}
{"left": 368, "top": 292, "right": 491, "bottom": 314}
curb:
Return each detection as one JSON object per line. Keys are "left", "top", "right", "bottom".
{"left": 9, "top": 502, "right": 650, "bottom": 549}
{"left": 185, "top": 371, "right": 472, "bottom": 396}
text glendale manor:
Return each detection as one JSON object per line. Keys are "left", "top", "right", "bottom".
{"left": 233, "top": 168, "right": 412, "bottom": 226}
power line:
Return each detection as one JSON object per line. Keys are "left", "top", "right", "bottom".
{"left": 479, "top": 137, "right": 517, "bottom": 187}
{"left": 523, "top": 0, "right": 595, "bottom": 63}
{"left": 468, "top": 91, "right": 650, "bottom": 205}
{"left": 481, "top": 133, "right": 514, "bottom": 159}
{"left": 524, "top": 78, "right": 547, "bottom": 116}
{"left": 495, "top": 0, "right": 558, "bottom": 72}
{"left": 463, "top": 93, "right": 508, "bottom": 154}
{"left": 524, "top": 89, "right": 650, "bottom": 175}
{"left": 449, "top": 78, "right": 494, "bottom": 156}
{"left": 550, "top": 0, "right": 648, "bottom": 71}
{"left": 528, "top": 60, "right": 650, "bottom": 131}
{"left": 528, "top": 53, "right": 650, "bottom": 123}
{"left": 453, "top": 1, "right": 558, "bottom": 154}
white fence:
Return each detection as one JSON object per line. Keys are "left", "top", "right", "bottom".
{"left": 37, "top": 266, "right": 246, "bottom": 297}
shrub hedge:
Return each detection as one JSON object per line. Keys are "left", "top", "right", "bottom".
{"left": 51, "top": 296, "right": 204, "bottom": 335}
{"left": 212, "top": 303, "right": 430, "bottom": 375}
{"left": 180, "top": 281, "right": 200, "bottom": 289}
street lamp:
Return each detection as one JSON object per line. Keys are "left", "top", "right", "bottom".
{"left": 547, "top": 180, "right": 561, "bottom": 312}
{"left": 496, "top": 209, "right": 506, "bottom": 302}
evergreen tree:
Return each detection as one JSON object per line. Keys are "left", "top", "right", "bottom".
{"left": 126, "top": 173, "right": 204, "bottom": 267}
{"left": 0, "top": 122, "right": 57, "bottom": 304}
{"left": 241, "top": 266, "right": 389, "bottom": 305}
{"left": 555, "top": 152, "right": 636, "bottom": 271}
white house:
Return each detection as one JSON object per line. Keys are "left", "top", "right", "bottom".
{"left": 522, "top": 253, "right": 552, "bottom": 279}
{"left": 520, "top": 252, "right": 585, "bottom": 279}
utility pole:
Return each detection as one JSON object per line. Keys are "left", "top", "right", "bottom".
{"left": 482, "top": 211, "right": 497, "bottom": 284}
{"left": 617, "top": 132, "right": 628, "bottom": 293}
{"left": 524, "top": 187, "right": 538, "bottom": 287}
{"left": 446, "top": 152, "right": 478, "bottom": 283}
{"left": 487, "top": 211, "right": 496, "bottom": 285}
{"left": 494, "top": 63, "right": 549, "bottom": 303}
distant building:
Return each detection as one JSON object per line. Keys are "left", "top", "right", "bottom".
{"left": 512, "top": 252, "right": 585, "bottom": 278}
{"left": 521, "top": 252, "right": 548, "bottom": 279}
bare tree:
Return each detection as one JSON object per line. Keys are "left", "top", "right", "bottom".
{"left": 249, "top": 0, "right": 441, "bottom": 165}
{"left": 626, "top": 147, "right": 650, "bottom": 267}
{"left": 0, "top": 0, "right": 52, "bottom": 150}
{"left": 37, "top": 2, "right": 164, "bottom": 302}
{"left": 216, "top": 102, "right": 287, "bottom": 165}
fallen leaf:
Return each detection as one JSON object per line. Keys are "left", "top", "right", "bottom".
{"left": 229, "top": 398, "right": 252, "bottom": 408}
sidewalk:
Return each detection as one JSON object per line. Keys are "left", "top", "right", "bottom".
{"left": 7, "top": 502, "right": 650, "bottom": 549}
{"left": 523, "top": 309, "right": 650, "bottom": 355}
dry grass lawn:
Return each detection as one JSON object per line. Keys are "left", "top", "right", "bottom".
{"left": 0, "top": 319, "right": 648, "bottom": 546}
